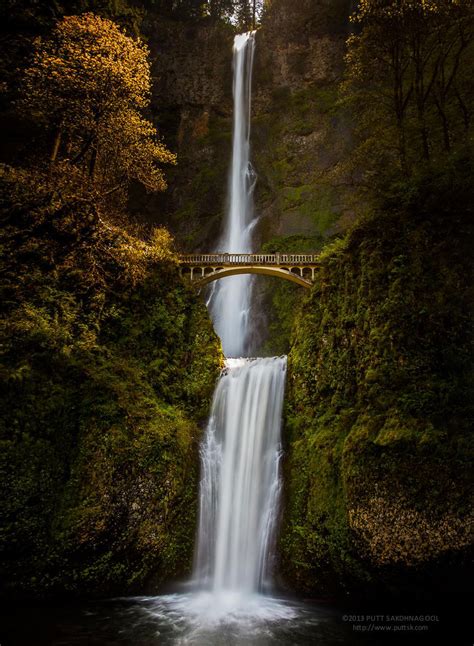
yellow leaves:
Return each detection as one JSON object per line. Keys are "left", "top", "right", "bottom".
{"left": 149, "top": 227, "right": 177, "bottom": 263}
{"left": 98, "top": 110, "right": 176, "bottom": 194}
{"left": 21, "top": 12, "right": 176, "bottom": 198}
{"left": 24, "top": 13, "right": 151, "bottom": 122}
{"left": 354, "top": 0, "right": 463, "bottom": 24}
{"left": 98, "top": 221, "right": 177, "bottom": 287}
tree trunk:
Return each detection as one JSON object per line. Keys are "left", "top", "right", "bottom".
{"left": 89, "top": 145, "right": 98, "bottom": 180}
{"left": 454, "top": 87, "right": 470, "bottom": 132}
{"left": 418, "top": 108, "right": 430, "bottom": 161}
{"left": 397, "top": 117, "right": 409, "bottom": 175}
{"left": 50, "top": 128, "right": 62, "bottom": 165}
{"left": 392, "top": 39, "right": 410, "bottom": 175}
{"left": 434, "top": 96, "right": 451, "bottom": 152}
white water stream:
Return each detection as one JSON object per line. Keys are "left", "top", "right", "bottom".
{"left": 208, "top": 32, "right": 257, "bottom": 357}
{"left": 194, "top": 356, "right": 286, "bottom": 594}
{"left": 135, "top": 33, "right": 299, "bottom": 640}
{"left": 187, "top": 31, "right": 288, "bottom": 623}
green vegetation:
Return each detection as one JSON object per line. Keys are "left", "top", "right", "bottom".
{"left": 279, "top": 0, "right": 474, "bottom": 598}
{"left": 281, "top": 168, "right": 474, "bottom": 594}
{"left": 342, "top": 0, "right": 474, "bottom": 204}
{"left": 0, "top": 9, "right": 222, "bottom": 598}
{"left": 0, "top": 165, "right": 221, "bottom": 597}
{"left": 147, "top": 0, "right": 264, "bottom": 28}
{"left": 259, "top": 235, "right": 320, "bottom": 356}
{"left": 0, "top": 0, "right": 260, "bottom": 31}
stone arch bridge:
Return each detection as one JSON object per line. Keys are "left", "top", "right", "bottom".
{"left": 179, "top": 253, "right": 319, "bottom": 289}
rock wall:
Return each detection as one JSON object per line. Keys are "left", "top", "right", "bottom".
{"left": 253, "top": 0, "right": 353, "bottom": 246}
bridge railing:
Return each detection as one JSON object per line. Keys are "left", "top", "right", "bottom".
{"left": 179, "top": 253, "right": 319, "bottom": 265}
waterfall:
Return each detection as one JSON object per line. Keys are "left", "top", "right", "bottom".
{"left": 208, "top": 32, "right": 257, "bottom": 358}
{"left": 193, "top": 32, "right": 286, "bottom": 606}
{"left": 194, "top": 357, "right": 286, "bottom": 595}
{"left": 116, "top": 28, "right": 305, "bottom": 639}
{"left": 142, "top": 32, "right": 292, "bottom": 632}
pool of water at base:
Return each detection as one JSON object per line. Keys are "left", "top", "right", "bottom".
{"left": 0, "top": 591, "right": 469, "bottom": 646}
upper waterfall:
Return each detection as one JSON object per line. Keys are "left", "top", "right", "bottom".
{"left": 208, "top": 32, "right": 257, "bottom": 358}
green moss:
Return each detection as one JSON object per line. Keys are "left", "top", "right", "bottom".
{"left": 257, "top": 235, "right": 323, "bottom": 355}
{"left": 280, "top": 182, "right": 474, "bottom": 596}
{"left": 0, "top": 169, "right": 222, "bottom": 598}
{"left": 280, "top": 183, "right": 340, "bottom": 233}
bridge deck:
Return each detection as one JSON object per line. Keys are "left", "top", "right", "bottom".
{"left": 179, "top": 253, "right": 319, "bottom": 266}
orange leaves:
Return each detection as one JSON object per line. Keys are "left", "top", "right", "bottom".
{"left": 21, "top": 12, "right": 176, "bottom": 200}
{"left": 24, "top": 12, "right": 150, "bottom": 124}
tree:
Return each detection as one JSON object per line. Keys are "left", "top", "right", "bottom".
{"left": 233, "top": 0, "right": 263, "bottom": 28}
{"left": 207, "top": 0, "right": 236, "bottom": 21}
{"left": 343, "top": 0, "right": 474, "bottom": 194}
{"left": 21, "top": 13, "right": 176, "bottom": 199}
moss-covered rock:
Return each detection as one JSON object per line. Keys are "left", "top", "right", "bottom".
{"left": 0, "top": 167, "right": 222, "bottom": 598}
{"left": 280, "top": 175, "right": 474, "bottom": 597}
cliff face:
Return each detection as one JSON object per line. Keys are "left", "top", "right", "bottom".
{"left": 135, "top": 1, "right": 353, "bottom": 353}
{"left": 136, "top": 1, "right": 353, "bottom": 252}
{"left": 253, "top": 0, "right": 353, "bottom": 245}
{"left": 130, "top": 16, "right": 234, "bottom": 250}
{"left": 280, "top": 179, "right": 474, "bottom": 597}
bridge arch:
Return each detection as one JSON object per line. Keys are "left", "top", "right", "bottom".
{"left": 194, "top": 266, "right": 312, "bottom": 288}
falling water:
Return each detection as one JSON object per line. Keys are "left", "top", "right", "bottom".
{"left": 189, "top": 31, "right": 287, "bottom": 621}
{"left": 208, "top": 32, "right": 257, "bottom": 358}
{"left": 194, "top": 356, "right": 286, "bottom": 595}
{"left": 121, "top": 31, "right": 304, "bottom": 640}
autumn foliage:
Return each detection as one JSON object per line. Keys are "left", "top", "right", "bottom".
{"left": 22, "top": 13, "right": 176, "bottom": 198}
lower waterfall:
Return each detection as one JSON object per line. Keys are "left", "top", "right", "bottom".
{"left": 194, "top": 357, "right": 286, "bottom": 594}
